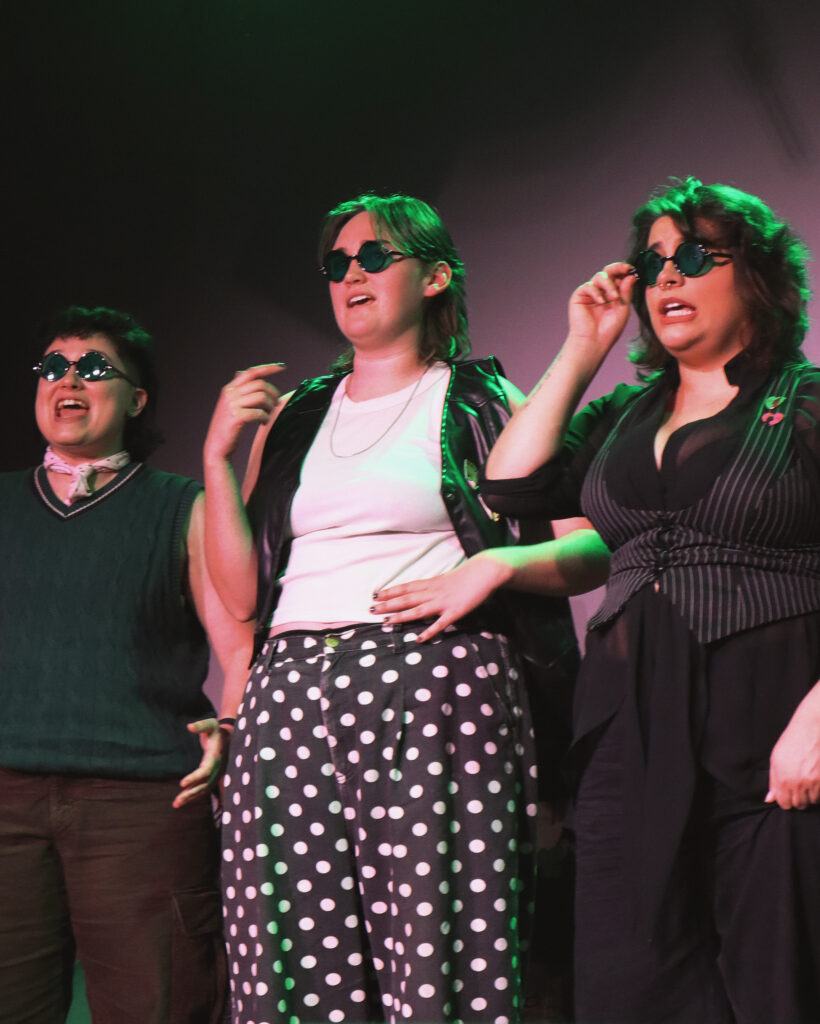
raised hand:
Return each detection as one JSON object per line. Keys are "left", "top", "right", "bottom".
{"left": 567, "top": 261, "right": 637, "bottom": 358}
{"left": 204, "top": 363, "right": 285, "bottom": 463}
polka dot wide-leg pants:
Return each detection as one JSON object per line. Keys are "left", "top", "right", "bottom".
{"left": 222, "top": 622, "right": 536, "bottom": 1024}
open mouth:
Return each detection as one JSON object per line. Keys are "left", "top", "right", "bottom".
{"left": 56, "top": 399, "right": 89, "bottom": 416}
{"left": 660, "top": 300, "right": 695, "bottom": 319}
{"left": 347, "top": 294, "right": 374, "bottom": 308}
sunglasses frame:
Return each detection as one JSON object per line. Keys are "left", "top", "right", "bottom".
{"left": 633, "top": 241, "right": 733, "bottom": 287}
{"left": 33, "top": 350, "right": 139, "bottom": 387}
{"left": 320, "top": 240, "right": 410, "bottom": 282}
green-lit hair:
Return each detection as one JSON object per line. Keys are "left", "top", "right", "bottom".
{"left": 319, "top": 193, "right": 469, "bottom": 368}
{"left": 627, "top": 176, "right": 811, "bottom": 374}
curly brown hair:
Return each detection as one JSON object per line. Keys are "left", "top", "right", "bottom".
{"left": 627, "top": 177, "right": 811, "bottom": 374}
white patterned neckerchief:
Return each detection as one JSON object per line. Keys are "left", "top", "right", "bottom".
{"left": 43, "top": 446, "right": 131, "bottom": 504}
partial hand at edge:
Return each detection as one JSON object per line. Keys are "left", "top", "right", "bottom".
{"left": 766, "top": 697, "right": 820, "bottom": 810}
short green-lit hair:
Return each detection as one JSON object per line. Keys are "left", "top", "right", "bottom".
{"left": 319, "top": 193, "right": 469, "bottom": 368}
{"left": 627, "top": 177, "right": 811, "bottom": 373}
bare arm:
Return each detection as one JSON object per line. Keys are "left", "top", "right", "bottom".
{"left": 202, "top": 363, "right": 285, "bottom": 620}
{"left": 175, "top": 494, "right": 256, "bottom": 806}
{"left": 485, "top": 262, "right": 637, "bottom": 481}
{"left": 372, "top": 521, "right": 608, "bottom": 643}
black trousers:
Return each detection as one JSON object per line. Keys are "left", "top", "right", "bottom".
{"left": 573, "top": 707, "right": 820, "bottom": 1024}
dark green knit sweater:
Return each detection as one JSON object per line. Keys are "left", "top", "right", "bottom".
{"left": 0, "top": 463, "right": 212, "bottom": 779}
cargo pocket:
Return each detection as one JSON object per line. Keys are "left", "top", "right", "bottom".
{"left": 170, "top": 887, "right": 228, "bottom": 1024}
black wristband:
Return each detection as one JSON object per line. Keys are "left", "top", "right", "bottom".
{"left": 218, "top": 716, "right": 237, "bottom": 729}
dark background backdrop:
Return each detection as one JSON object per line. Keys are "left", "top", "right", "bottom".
{"left": 6, "top": 5, "right": 820, "bottom": 1019}
{"left": 5, "top": 0, "right": 820, "bottom": 662}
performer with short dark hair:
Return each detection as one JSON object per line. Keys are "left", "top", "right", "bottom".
{"left": 0, "top": 305, "right": 250, "bottom": 1024}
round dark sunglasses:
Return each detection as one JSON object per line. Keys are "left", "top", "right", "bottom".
{"left": 632, "top": 241, "right": 733, "bottom": 287}
{"left": 33, "top": 350, "right": 139, "bottom": 386}
{"left": 320, "top": 240, "right": 411, "bottom": 282}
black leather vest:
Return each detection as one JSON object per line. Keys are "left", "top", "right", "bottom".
{"left": 247, "top": 358, "right": 580, "bottom": 798}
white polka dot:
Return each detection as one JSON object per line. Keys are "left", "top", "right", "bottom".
{"left": 359, "top": 654, "right": 376, "bottom": 667}
{"left": 427, "top": 761, "right": 443, "bottom": 776}
{"left": 471, "top": 996, "right": 488, "bottom": 1011}
{"left": 382, "top": 669, "right": 399, "bottom": 682}
{"left": 452, "top": 645, "right": 467, "bottom": 658}
{"left": 415, "top": 861, "right": 431, "bottom": 876}
{"left": 405, "top": 651, "right": 422, "bottom": 665}
{"left": 471, "top": 957, "right": 488, "bottom": 972}
{"left": 414, "top": 687, "right": 432, "bottom": 702}
{"left": 316, "top": 860, "right": 332, "bottom": 873}
{"left": 259, "top": 747, "right": 275, "bottom": 760}
{"left": 300, "top": 954, "right": 317, "bottom": 968}
{"left": 494, "top": 976, "right": 509, "bottom": 989}
{"left": 461, "top": 721, "right": 477, "bottom": 735}
{"left": 304, "top": 993, "right": 320, "bottom": 1007}
{"left": 417, "top": 902, "right": 434, "bottom": 916}
{"left": 323, "top": 933, "right": 340, "bottom": 947}
{"left": 417, "top": 942, "right": 435, "bottom": 957}
{"left": 471, "top": 918, "right": 488, "bottom": 932}
{"left": 298, "top": 917, "right": 315, "bottom": 930}
{"left": 334, "top": 674, "right": 351, "bottom": 688}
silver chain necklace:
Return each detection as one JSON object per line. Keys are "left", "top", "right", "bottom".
{"left": 328, "top": 365, "right": 431, "bottom": 458}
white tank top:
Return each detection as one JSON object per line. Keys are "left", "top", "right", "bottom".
{"left": 271, "top": 363, "right": 466, "bottom": 627}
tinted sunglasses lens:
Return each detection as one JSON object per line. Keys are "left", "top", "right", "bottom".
{"left": 675, "top": 242, "right": 707, "bottom": 277}
{"left": 37, "top": 352, "right": 70, "bottom": 381}
{"left": 76, "top": 352, "right": 113, "bottom": 380}
{"left": 323, "top": 250, "right": 352, "bottom": 282}
{"left": 635, "top": 251, "right": 663, "bottom": 286}
{"left": 357, "top": 241, "right": 391, "bottom": 273}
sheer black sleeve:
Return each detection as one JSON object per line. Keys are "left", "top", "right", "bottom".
{"left": 479, "top": 382, "right": 643, "bottom": 520}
